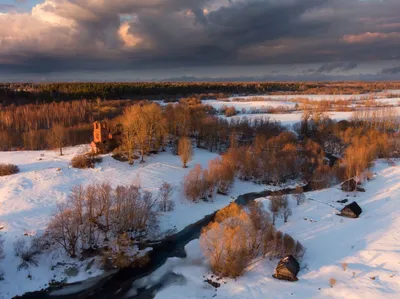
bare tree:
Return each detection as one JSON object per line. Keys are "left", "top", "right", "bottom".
{"left": 46, "top": 124, "right": 67, "bottom": 156}
{"left": 281, "top": 195, "right": 292, "bottom": 223}
{"left": 269, "top": 195, "right": 282, "bottom": 225}
{"left": 178, "top": 137, "right": 193, "bottom": 168}
{"left": 158, "top": 182, "right": 174, "bottom": 212}
{"left": 293, "top": 187, "right": 305, "bottom": 206}
{"left": 121, "top": 120, "right": 136, "bottom": 165}
{"left": 47, "top": 203, "right": 81, "bottom": 258}
{"left": 183, "top": 164, "right": 205, "bottom": 202}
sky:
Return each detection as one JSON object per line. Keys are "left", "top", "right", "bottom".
{"left": 1, "top": 0, "right": 400, "bottom": 82}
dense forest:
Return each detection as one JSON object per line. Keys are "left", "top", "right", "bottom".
{"left": 2, "top": 81, "right": 400, "bottom": 105}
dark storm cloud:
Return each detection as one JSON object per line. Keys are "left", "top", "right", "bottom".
{"left": 316, "top": 62, "right": 358, "bottom": 73}
{"left": 381, "top": 66, "right": 400, "bottom": 75}
{"left": 0, "top": 0, "right": 400, "bottom": 78}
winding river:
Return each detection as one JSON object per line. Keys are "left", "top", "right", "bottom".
{"left": 16, "top": 181, "right": 316, "bottom": 299}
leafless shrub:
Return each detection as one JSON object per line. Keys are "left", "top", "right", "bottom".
{"left": 224, "top": 107, "right": 237, "bottom": 117}
{"left": 293, "top": 187, "right": 305, "bottom": 205}
{"left": 158, "top": 182, "right": 174, "bottom": 212}
{"left": 0, "top": 163, "right": 19, "bottom": 176}
{"left": 13, "top": 237, "right": 42, "bottom": 270}
{"left": 71, "top": 153, "right": 102, "bottom": 169}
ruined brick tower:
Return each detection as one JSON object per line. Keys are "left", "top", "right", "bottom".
{"left": 93, "top": 121, "right": 109, "bottom": 143}
{"left": 91, "top": 120, "right": 122, "bottom": 154}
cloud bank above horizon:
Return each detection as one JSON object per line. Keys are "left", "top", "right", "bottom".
{"left": 1, "top": 0, "right": 400, "bottom": 81}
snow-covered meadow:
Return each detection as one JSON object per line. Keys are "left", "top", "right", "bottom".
{"left": 0, "top": 145, "right": 268, "bottom": 298}
{"left": 204, "top": 90, "right": 400, "bottom": 127}
{"left": 149, "top": 160, "right": 400, "bottom": 299}
{"left": 222, "top": 111, "right": 356, "bottom": 127}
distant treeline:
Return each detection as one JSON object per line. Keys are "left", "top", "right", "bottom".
{"left": 1, "top": 81, "right": 400, "bottom": 104}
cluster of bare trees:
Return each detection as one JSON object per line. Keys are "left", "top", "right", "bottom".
{"left": 225, "top": 133, "right": 326, "bottom": 184}
{"left": 122, "top": 103, "right": 167, "bottom": 163}
{"left": 341, "top": 127, "right": 395, "bottom": 181}
{"left": 183, "top": 157, "right": 235, "bottom": 202}
{"left": 269, "top": 194, "right": 292, "bottom": 224}
{"left": 182, "top": 129, "right": 331, "bottom": 202}
{"left": 45, "top": 183, "right": 159, "bottom": 267}
{"left": 163, "top": 99, "right": 283, "bottom": 152}
{"left": 200, "top": 202, "right": 304, "bottom": 278}
{"left": 352, "top": 107, "right": 398, "bottom": 132}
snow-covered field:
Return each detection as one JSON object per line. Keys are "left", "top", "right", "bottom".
{"left": 222, "top": 111, "right": 355, "bottom": 127}
{"left": 0, "top": 146, "right": 268, "bottom": 298}
{"left": 151, "top": 160, "right": 400, "bottom": 299}
{"left": 204, "top": 99, "right": 296, "bottom": 111}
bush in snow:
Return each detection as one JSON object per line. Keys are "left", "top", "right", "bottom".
{"left": 71, "top": 153, "right": 102, "bottom": 169}
{"left": 102, "top": 233, "right": 150, "bottom": 269}
{"left": 224, "top": 107, "right": 237, "bottom": 117}
{"left": 13, "top": 237, "right": 44, "bottom": 270}
{"left": 0, "top": 163, "right": 19, "bottom": 176}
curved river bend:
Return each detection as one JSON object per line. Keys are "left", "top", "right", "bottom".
{"left": 16, "top": 184, "right": 314, "bottom": 299}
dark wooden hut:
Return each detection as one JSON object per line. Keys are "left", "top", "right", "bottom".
{"left": 340, "top": 201, "right": 362, "bottom": 218}
{"left": 273, "top": 255, "right": 300, "bottom": 282}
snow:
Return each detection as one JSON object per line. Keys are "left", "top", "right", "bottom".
{"left": 152, "top": 160, "right": 400, "bottom": 299}
{"left": 204, "top": 99, "right": 296, "bottom": 111}
{"left": 0, "top": 145, "right": 266, "bottom": 298}
{"left": 374, "top": 97, "right": 400, "bottom": 105}
{"left": 223, "top": 111, "right": 355, "bottom": 126}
